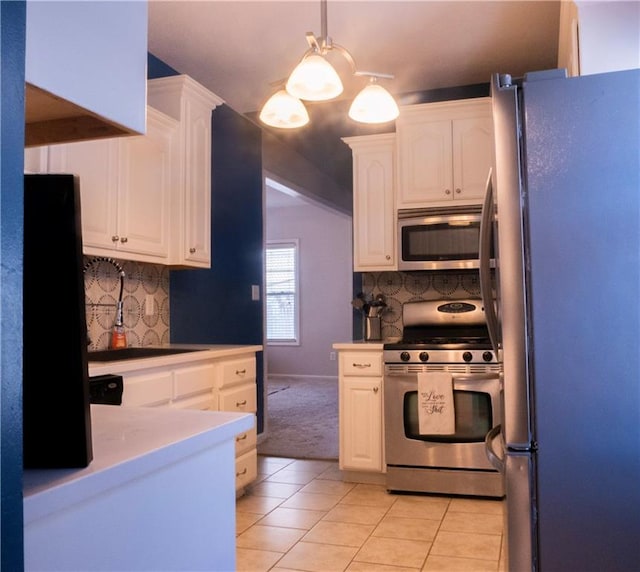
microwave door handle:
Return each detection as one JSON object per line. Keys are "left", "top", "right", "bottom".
{"left": 484, "top": 423, "right": 505, "bottom": 471}
{"left": 479, "top": 169, "right": 500, "bottom": 353}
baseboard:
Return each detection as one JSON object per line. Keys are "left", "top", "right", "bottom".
{"left": 266, "top": 374, "right": 338, "bottom": 382}
{"left": 341, "top": 470, "right": 387, "bottom": 486}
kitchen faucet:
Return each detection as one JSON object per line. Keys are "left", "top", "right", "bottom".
{"left": 83, "top": 256, "right": 127, "bottom": 349}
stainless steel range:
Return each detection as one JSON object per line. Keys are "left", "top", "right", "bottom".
{"left": 384, "top": 298, "right": 504, "bottom": 497}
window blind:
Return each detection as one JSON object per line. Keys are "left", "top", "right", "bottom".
{"left": 266, "top": 243, "right": 298, "bottom": 343}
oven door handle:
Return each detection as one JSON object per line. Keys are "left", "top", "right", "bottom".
{"left": 484, "top": 423, "right": 504, "bottom": 471}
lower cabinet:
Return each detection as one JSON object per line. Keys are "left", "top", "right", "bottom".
{"left": 337, "top": 348, "right": 385, "bottom": 473}
{"left": 213, "top": 355, "right": 258, "bottom": 491}
{"left": 114, "top": 351, "right": 258, "bottom": 491}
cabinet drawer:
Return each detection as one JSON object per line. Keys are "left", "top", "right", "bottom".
{"left": 216, "top": 357, "right": 256, "bottom": 388}
{"left": 122, "top": 371, "right": 173, "bottom": 407}
{"left": 218, "top": 384, "right": 256, "bottom": 414}
{"left": 170, "top": 393, "right": 215, "bottom": 411}
{"left": 235, "top": 422, "right": 257, "bottom": 456}
{"left": 173, "top": 363, "right": 215, "bottom": 399}
{"left": 235, "top": 449, "right": 257, "bottom": 490}
{"left": 340, "top": 352, "right": 383, "bottom": 377}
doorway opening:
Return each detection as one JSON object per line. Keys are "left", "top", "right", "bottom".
{"left": 259, "top": 176, "right": 352, "bottom": 460}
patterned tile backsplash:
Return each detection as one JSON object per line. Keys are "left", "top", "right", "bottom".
{"left": 360, "top": 271, "right": 485, "bottom": 340}
{"left": 83, "top": 257, "right": 170, "bottom": 351}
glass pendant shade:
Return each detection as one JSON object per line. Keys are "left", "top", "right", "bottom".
{"left": 348, "top": 83, "right": 400, "bottom": 124}
{"left": 286, "top": 54, "right": 343, "bottom": 101}
{"left": 259, "top": 90, "right": 310, "bottom": 128}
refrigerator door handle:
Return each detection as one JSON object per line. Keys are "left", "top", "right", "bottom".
{"left": 479, "top": 169, "right": 500, "bottom": 353}
{"left": 484, "top": 423, "right": 505, "bottom": 471}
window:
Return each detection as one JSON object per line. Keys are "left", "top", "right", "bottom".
{"left": 266, "top": 240, "right": 299, "bottom": 344}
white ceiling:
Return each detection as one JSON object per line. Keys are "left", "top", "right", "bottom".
{"left": 148, "top": 0, "right": 561, "bottom": 116}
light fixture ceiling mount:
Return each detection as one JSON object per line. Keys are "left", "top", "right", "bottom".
{"left": 259, "top": 0, "right": 399, "bottom": 129}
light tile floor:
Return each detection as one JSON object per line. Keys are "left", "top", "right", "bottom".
{"left": 237, "top": 456, "right": 505, "bottom": 572}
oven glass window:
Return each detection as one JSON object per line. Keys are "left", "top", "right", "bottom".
{"left": 403, "top": 390, "right": 492, "bottom": 443}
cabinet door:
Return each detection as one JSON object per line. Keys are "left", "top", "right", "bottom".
{"left": 452, "top": 116, "right": 494, "bottom": 201}
{"left": 340, "top": 376, "right": 383, "bottom": 472}
{"left": 48, "top": 138, "right": 120, "bottom": 251}
{"left": 235, "top": 449, "right": 258, "bottom": 491}
{"left": 117, "top": 109, "right": 176, "bottom": 260}
{"left": 182, "top": 98, "right": 212, "bottom": 266}
{"left": 397, "top": 119, "right": 453, "bottom": 206}
{"left": 347, "top": 134, "right": 396, "bottom": 271}
{"left": 215, "top": 356, "right": 257, "bottom": 389}
{"left": 122, "top": 371, "right": 173, "bottom": 407}
{"left": 173, "top": 363, "right": 215, "bottom": 401}
{"left": 24, "top": 147, "right": 48, "bottom": 173}
{"left": 218, "top": 383, "right": 257, "bottom": 414}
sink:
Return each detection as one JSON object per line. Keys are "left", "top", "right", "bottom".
{"left": 87, "top": 347, "right": 200, "bottom": 362}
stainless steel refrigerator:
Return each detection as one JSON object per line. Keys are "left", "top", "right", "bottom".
{"left": 480, "top": 69, "right": 640, "bottom": 571}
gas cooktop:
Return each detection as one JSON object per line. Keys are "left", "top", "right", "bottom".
{"left": 384, "top": 299, "right": 497, "bottom": 364}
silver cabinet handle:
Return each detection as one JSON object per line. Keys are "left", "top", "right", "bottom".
{"left": 236, "top": 400, "right": 248, "bottom": 407}
{"left": 236, "top": 369, "right": 246, "bottom": 375}
{"left": 353, "top": 363, "right": 371, "bottom": 368}
{"left": 373, "top": 386, "right": 379, "bottom": 393}
{"left": 111, "top": 235, "right": 119, "bottom": 242}
{"left": 120, "top": 237, "right": 128, "bottom": 243}
{"left": 189, "top": 247, "right": 196, "bottom": 253}
{"left": 236, "top": 468, "right": 247, "bottom": 477}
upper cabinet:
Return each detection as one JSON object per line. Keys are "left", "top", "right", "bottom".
{"left": 343, "top": 134, "right": 396, "bottom": 272}
{"left": 25, "top": 0, "right": 147, "bottom": 146}
{"left": 47, "top": 107, "right": 178, "bottom": 263}
{"left": 148, "top": 76, "right": 224, "bottom": 268}
{"left": 26, "top": 75, "right": 224, "bottom": 268}
{"left": 559, "top": 1, "right": 640, "bottom": 77}
{"left": 396, "top": 98, "right": 493, "bottom": 209}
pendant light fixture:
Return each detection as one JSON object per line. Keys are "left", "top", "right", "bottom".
{"left": 348, "top": 76, "right": 400, "bottom": 124}
{"left": 259, "top": 90, "right": 310, "bottom": 128}
{"left": 259, "top": 0, "right": 399, "bottom": 128}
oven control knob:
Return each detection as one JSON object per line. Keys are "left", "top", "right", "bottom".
{"left": 462, "top": 351, "right": 473, "bottom": 362}
{"left": 419, "top": 351, "right": 429, "bottom": 362}
{"left": 400, "top": 352, "right": 411, "bottom": 362}
{"left": 482, "top": 351, "right": 494, "bottom": 362}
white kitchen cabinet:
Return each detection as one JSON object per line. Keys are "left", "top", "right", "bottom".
{"left": 121, "top": 370, "right": 173, "bottom": 408}
{"left": 337, "top": 348, "right": 385, "bottom": 473}
{"left": 148, "top": 76, "right": 224, "bottom": 268}
{"left": 396, "top": 98, "right": 493, "bottom": 208}
{"left": 25, "top": 0, "right": 147, "bottom": 145}
{"left": 342, "top": 134, "right": 396, "bottom": 272}
{"left": 172, "top": 362, "right": 216, "bottom": 410}
{"left": 100, "top": 349, "right": 259, "bottom": 492}
{"left": 568, "top": 1, "right": 640, "bottom": 76}
{"left": 45, "top": 107, "right": 178, "bottom": 263}
{"left": 212, "top": 354, "right": 259, "bottom": 491}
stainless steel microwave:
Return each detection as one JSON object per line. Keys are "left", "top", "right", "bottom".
{"left": 398, "top": 205, "right": 493, "bottom": 271}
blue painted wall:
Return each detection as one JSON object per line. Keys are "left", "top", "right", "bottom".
{"left": 148, "top": 55, "right": 265, "bottom": 432}
{"left": 1, "top": 1, "right": 26, "bottom": 568}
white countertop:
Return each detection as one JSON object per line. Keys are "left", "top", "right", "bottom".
{"left": 332, "top": 341, "right": 385, "bottom": 350}
{"left": 23, "top": 404, "right": 253, "bottom": 524}
{"left": 88, "top": 344, "right": 262, "bottom": 376}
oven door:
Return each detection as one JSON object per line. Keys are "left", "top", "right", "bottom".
{"left": 384, "top": 370, "right": 502, "bottom": 471}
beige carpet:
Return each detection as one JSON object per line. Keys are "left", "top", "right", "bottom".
{"left": 258, "top": 375, "right": 338, "bottom": 460}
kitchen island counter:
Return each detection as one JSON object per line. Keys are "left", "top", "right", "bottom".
{"left": 24, "top": 404, "right": 252, "bottom": 571}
